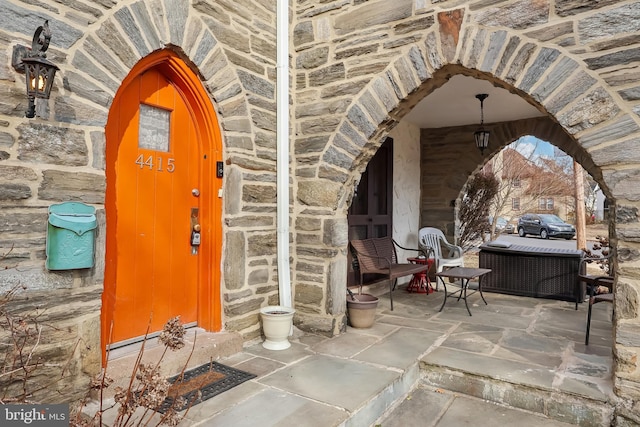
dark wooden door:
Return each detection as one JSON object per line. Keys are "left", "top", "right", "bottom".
{"left": 347, "top": 138, "right": 393, "bottom": 286}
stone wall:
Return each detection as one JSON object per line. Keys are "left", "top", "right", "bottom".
{"left": 0, "top": 0, "right": 640, "bottom": 419}
{"left": 0, "top": 0, "right": 280, "bottom": 402}
{"left": 292, "top": 0, "right": 640, "bottom": 422}
{"left": 0, "top": 285, "right": 101, "bottom": 404}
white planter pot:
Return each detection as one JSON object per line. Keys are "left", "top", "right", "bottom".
{"left": 260, "top": 306, "right": 295, "bottom": 350}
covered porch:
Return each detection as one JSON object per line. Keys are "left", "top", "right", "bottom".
{"left": 182, "top": 281, "right": 614, "bottom": 426}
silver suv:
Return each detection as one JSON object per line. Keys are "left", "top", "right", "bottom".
{"left": 517, "top": 214, "right": 575, "bottom": 240}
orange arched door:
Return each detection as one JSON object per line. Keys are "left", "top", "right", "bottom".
{"left": 103, "top": 51, "right": 222, "bottom": 359}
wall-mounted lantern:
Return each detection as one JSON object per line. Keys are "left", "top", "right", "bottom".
{"left": 11, "top": 20, "right": 59, "bottom": 118}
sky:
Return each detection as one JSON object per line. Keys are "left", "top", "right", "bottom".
{"left": 509, "top": 135, "right": 573, "bottom": 174}
{"left": 510, "top": 135, "right": 556, "bottom": 159}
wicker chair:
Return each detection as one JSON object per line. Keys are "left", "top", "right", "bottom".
{"left": 349, "top": 237, "right": 428, "bottom": 310}
{"left": 418, "top": 227, "right": 464, "bottom": 276}
{"left": 579, "top": 253, "right": 615, "bottom": 345}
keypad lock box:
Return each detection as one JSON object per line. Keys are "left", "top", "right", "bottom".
{"left": 190, "top": 230, "right": 201, "bottom": 246}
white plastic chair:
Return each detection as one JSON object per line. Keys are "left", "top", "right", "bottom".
{"left": 418, "top": 227, "right": 464, "bottom": 276}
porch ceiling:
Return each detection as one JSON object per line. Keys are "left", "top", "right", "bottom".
{"left": 404, "top": 74, "right": 545, "bottom": 129}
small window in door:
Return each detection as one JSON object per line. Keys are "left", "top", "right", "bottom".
{"left": 139, "top": 104, "right": 171, "bottom": 152}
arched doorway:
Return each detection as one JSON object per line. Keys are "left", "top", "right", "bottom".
{"left": 102, "top": 50, "right": 223, "bottom": 361}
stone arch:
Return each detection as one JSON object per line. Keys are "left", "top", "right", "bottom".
{"left": 62, "top": 4, "right": 259, "bottom": 144}
{"left": 305, "top": 20, "right": 639, "bottom": 400}
{"left": 478, "top": 117, "right": 592, "bottom": 174}
{"left": 420, "top": 114, "right": 613, "bottom": 233}
{"left": 319, "top": 22, "right": 632, "bottom": 249}
{"left": 330, "top": 33, "right": 630, "bottom": 195}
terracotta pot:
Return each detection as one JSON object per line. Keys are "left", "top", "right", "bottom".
{"left": 346, "top": 294, "right": 379, "bottom": 328}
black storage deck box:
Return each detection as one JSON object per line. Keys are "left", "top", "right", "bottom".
{"left": 479, "top": 242, "right": 584, "bottom": 303}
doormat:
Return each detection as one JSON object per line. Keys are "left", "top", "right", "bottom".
{"left": 156, "top": 361, "right": 256, "bottom": 413}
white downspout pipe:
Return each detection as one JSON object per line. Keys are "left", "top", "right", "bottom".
{"left": 276, "top": 0, "right": 292, "bottom": 308}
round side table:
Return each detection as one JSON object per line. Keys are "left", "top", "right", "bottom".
{"left": 406, "top": 257, "right": 434, "bottom": 294}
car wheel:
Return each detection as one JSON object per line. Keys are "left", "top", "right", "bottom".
{"left": 518, "top": 227, "right": 525, "bottom": 237}
{"left": 540, "top": 229, "right": 549, "bottom": 239}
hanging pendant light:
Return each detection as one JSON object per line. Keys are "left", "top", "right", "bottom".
{"left": 474, "top": 93, "right": 490, "bottom": 155}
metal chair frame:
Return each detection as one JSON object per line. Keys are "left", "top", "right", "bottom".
{"left": 579, "top": 253, "right": 615, "bottom": 345}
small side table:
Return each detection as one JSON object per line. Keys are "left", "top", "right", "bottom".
{"left": 436, "top": 267, "right": 491, "bottom": 316}
{"left": 406, "top": 257, "right": 434, "bottom": 294}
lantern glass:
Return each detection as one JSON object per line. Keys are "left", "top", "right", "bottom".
{"left": 474, "top": 129, "right": 490, "bottom": 153}
{"left": 23, "top": 56, "right": 58, "bottom": 99}
{"left": 18, "top": 21, "right": 58, "bottom": 118}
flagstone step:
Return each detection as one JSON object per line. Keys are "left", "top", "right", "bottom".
{"left": 419, "top": 360, "right": 614, "bottom": 427}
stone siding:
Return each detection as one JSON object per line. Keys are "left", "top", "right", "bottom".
{"left": 0, "top": 0, "right": 280, "bottom": 402}
{"left": 293, "top": 0, "right": 640, "bottom": 421}
{"left": 0, "top": 0, "right": 638, "bottom": 420}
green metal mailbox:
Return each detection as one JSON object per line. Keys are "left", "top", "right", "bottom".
{"left": 46, "top": 202, "right": 97, "bottom": 270}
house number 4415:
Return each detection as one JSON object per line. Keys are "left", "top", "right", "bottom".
{"left": 135, "top": 154, "right": 175, "bottom": 172}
